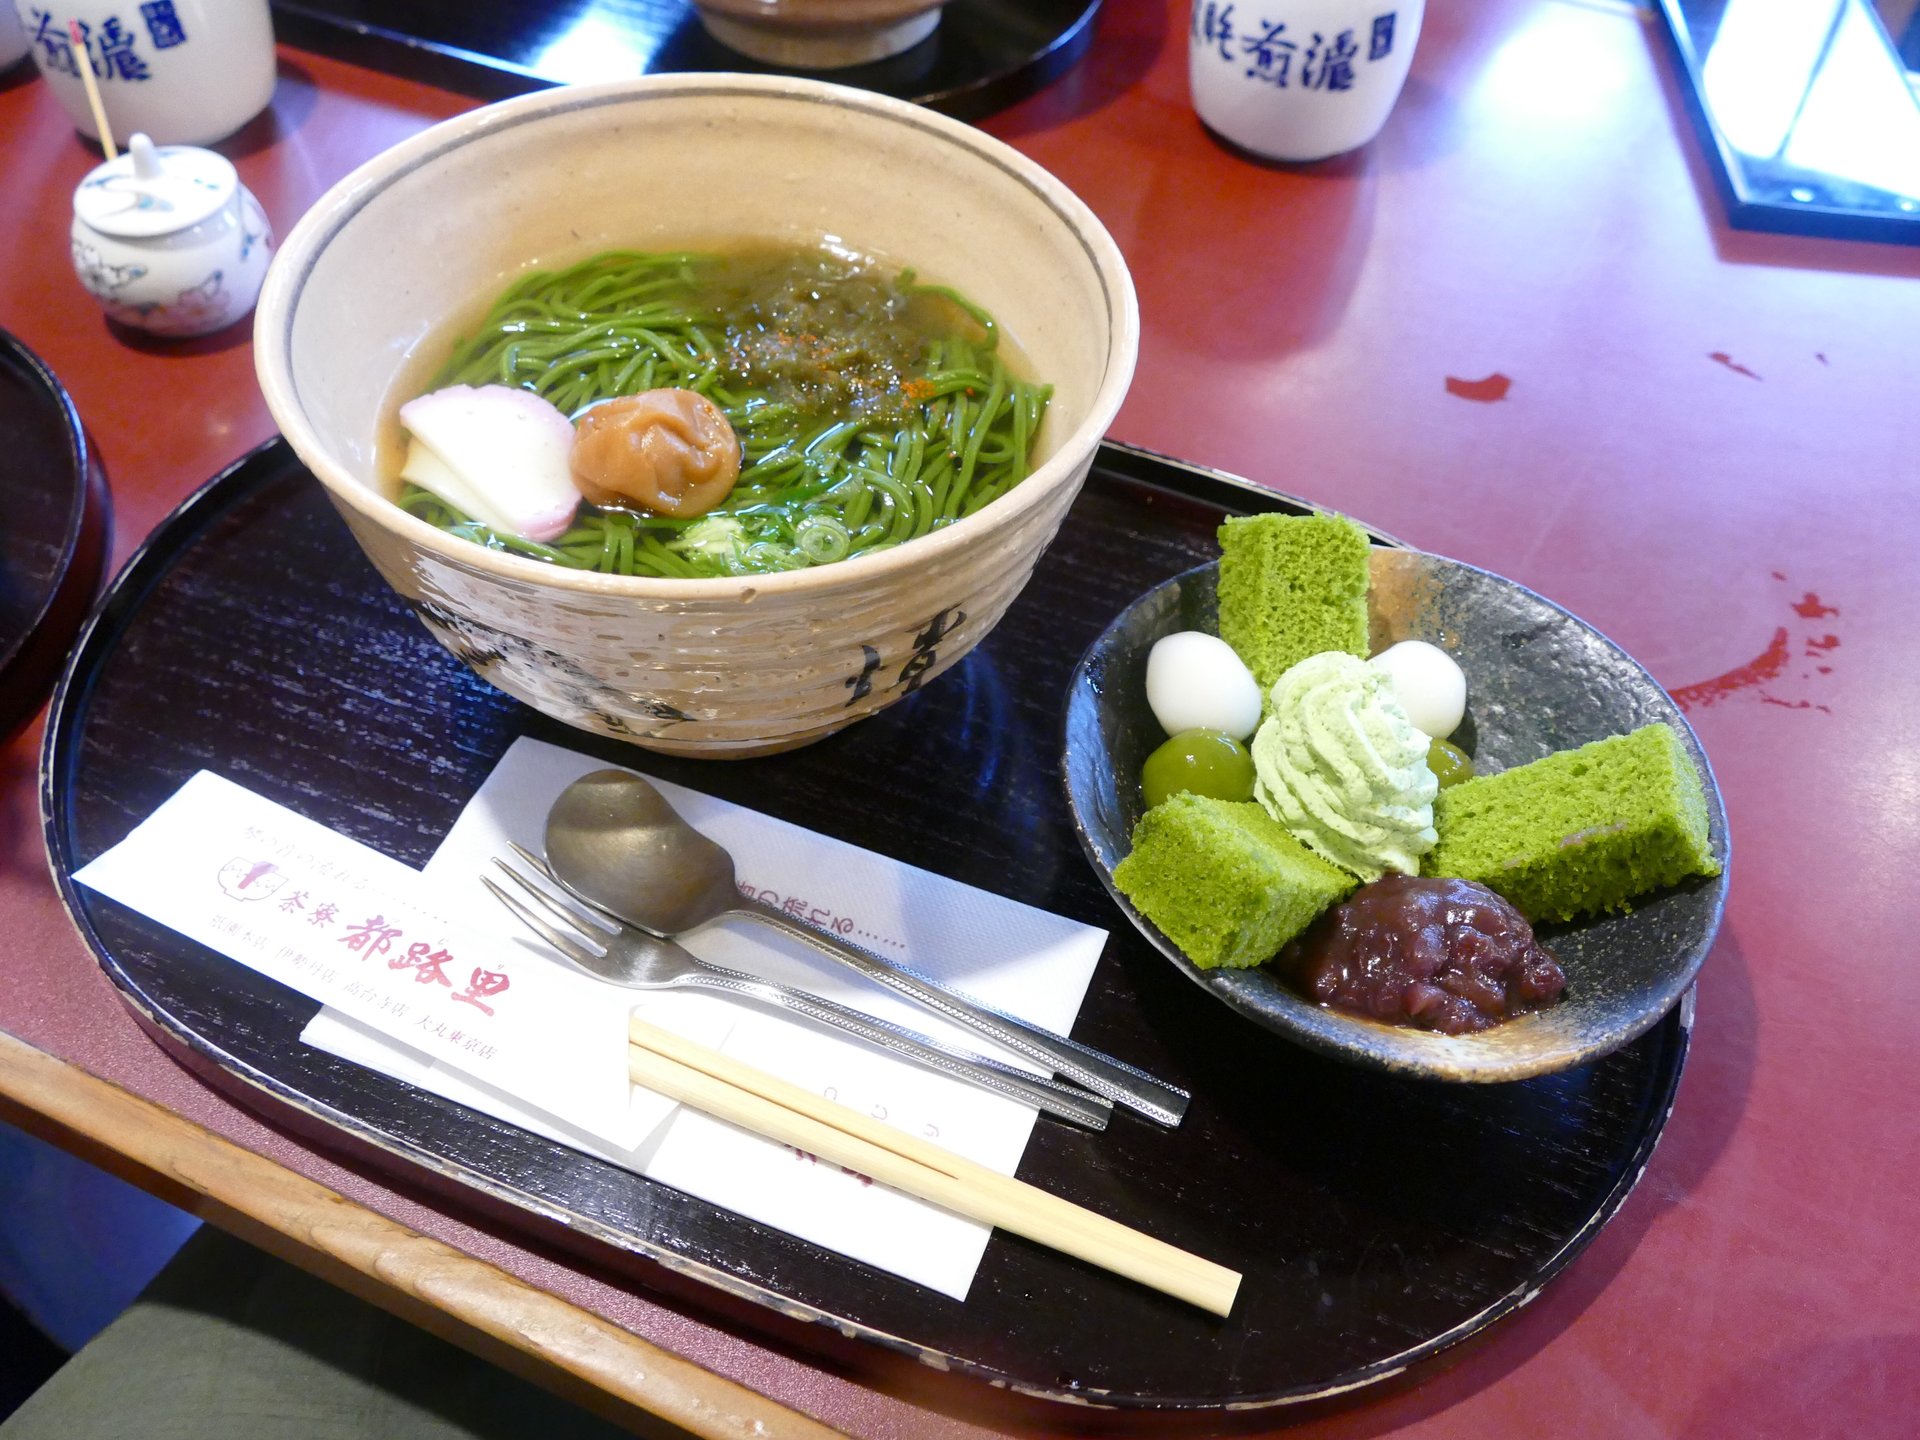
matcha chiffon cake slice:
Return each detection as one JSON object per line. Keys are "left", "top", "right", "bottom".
{"left": 1114, "top": 793, "right": 1353, "bottom": 970}
{"left": 1423, "top": 722, "right": 1719, "bottom": 923}
{"left": 1216, "top": 513, "right": 1371, "bottom": 691}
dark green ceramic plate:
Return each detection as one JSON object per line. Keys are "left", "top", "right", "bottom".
{"left": 1063, "top": 549, "right": 1731, "bottom": 1082}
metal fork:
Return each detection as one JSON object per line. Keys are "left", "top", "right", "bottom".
{"left": 484, "top": 850, "right": 1112, "bottom": 1130}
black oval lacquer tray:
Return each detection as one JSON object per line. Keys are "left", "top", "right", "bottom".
{"left": 0, "top": 329, "right": 110, "bottom": 740}
{"left": 271, "top": 0, "right": 1101, "bottom": 123}
{"left": 42, "top": 439, "right": 1689, "bottom": 1423}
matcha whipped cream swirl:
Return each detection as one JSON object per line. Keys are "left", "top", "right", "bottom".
{"left": 1251, "top": 651, "right": 1439, "bottom": 882}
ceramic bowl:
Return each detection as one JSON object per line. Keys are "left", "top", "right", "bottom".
{"left": 1189, "top": 0, "right": 1426, "bottom": 162}
{"left": 0, "top": 5, "right": 28, "bottom": 72}
{"left": 15, "top": 0, "right": 277, "bottom": 147}
{"left": 1063, "top": 546, "right": 1730, "bottom": 1083}
{"left": 694, "top": 0, "right": 947, "bottom": 67}
{"left": 255, "top": 74, "right": 1137, "bottom": 758}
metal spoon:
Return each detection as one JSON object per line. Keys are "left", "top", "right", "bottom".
{"left": 542, "top": 769, "right": 1190, "bottom": 1126}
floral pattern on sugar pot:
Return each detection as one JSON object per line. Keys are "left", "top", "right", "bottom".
{"left": 1189, "top": 0, "right": 1425, "bottom": 162}
{"left": 70, "top": 131, "right": 274, "bottom": 337}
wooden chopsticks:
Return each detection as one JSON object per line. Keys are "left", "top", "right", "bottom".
{"left": 627, "top": 1016, "right": 1240, "bottom": 1317}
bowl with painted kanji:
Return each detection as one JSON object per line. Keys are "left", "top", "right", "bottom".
{"left": 255, "top": 73, "right": 1138, "bottom": 758}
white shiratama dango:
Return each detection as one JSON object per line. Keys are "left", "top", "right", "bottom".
{"left": 1145, "top": 631, "right": 1263, "bottom": 740}
{"left": 1368, "top": 640, "right": 1467, "bottom": 740}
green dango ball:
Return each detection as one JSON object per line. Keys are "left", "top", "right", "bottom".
{"left": 1427, "top": 737, "right": 1475, "bottom": 789}
{"left": 1142, "top": 731, "right": 1256, "bottom": 809}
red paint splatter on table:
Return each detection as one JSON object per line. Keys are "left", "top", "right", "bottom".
{"left": 1672, "top": 628, "right": 1791, "bottom": 710}
{"left": 1672, "top": 575, "right": 1839, "bottom": 715}
{"left": 1793, "top": 592, "right": 1838, "bottom": 618}
{"left": 1707, "top": 352, "right": 1762, "bottom": 380}
{"left": 1444, "top": 373, "right": 1511, "bottom": 402}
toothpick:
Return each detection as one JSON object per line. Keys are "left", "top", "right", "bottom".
{"left": 67, "top": 20, "right": 117, "bottom": 161}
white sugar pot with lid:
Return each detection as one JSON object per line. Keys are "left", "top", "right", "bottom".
{"left": 70, "top": 132, "right": 275, "bottom": 337}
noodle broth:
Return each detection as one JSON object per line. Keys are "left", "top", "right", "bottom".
{"left": 382, "top": 245, "right": 1050, "bottom": 580}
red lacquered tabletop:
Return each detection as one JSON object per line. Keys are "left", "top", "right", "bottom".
{"left": 3, "top": 2, "right": 1918, "bottom": 1435}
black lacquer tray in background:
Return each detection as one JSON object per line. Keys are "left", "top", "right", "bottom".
{"left": 42, "top": 440, "right": 1689, "bottom": 1421}
{"left": 0, "top": 330, "right": 111, "bottom": 740}
{"left": 270, "top": 0, "right": 1101, "bottom": 122}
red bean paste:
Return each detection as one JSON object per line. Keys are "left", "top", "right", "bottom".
{"left": 1280, "top": 875, "right": 1566, "bottom": 1034}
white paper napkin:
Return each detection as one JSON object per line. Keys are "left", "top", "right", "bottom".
{"left": 306, "top": 736, "right": 1111, "bottom": 1299}
{"left": 72, "top": 770, "right": 657, "bottom": 1150}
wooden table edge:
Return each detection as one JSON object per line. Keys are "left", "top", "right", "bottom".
{"left": 0, "top": 1027, "right": 845, "bottom": 1440}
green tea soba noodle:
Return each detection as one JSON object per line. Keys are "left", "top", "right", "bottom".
{"left": 395, "top": 247, "right": 1052, "bottom": 580}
